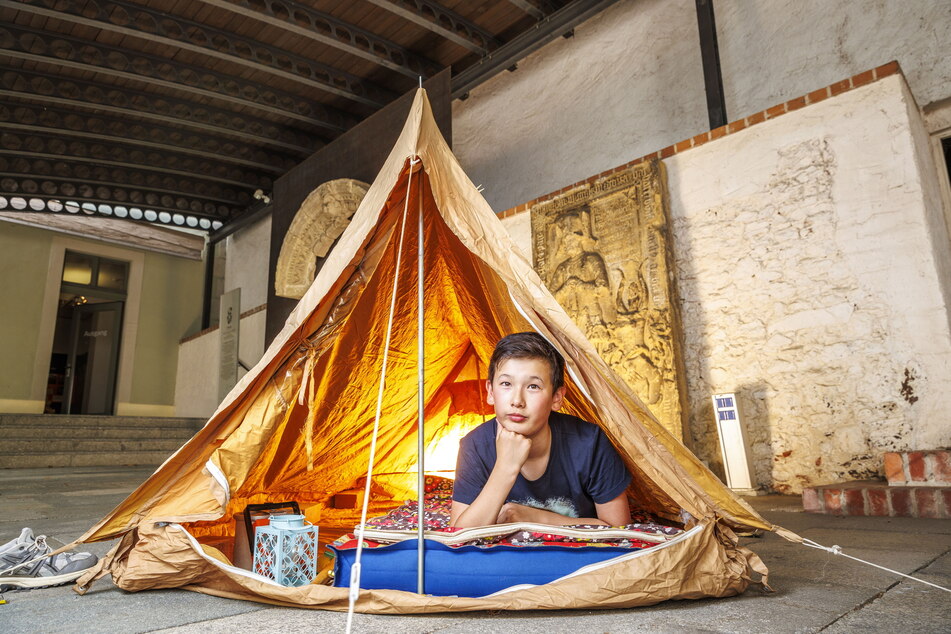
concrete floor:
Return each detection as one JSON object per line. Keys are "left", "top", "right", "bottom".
{"left": 1, "top": 466, "right": 948, "bottom": 633}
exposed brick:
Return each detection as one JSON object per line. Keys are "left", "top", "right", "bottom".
{"left": 824, "top": 488, "right": 843, "bottom": 515}
{"left": 843, "top": 488, "right": 866, "bottom": 516}
{"left": 710, "top": 125, "right": 728, "bottom": 140}
{"left": 829, "top": 78, "right": 852, "bottom": 96}
{"left": 867, "top": 488, "right": 889, "bottom": 516}
{"left": 747, "top": 111, "right": 766, "bottom": 126}
{"left": 765, "top": 104, "right": 786, "bottom": 119}
{"left": 673, "top": 139, "right": 691, "bottom": 153}
{"left": 889, "top": 487, "right": 912, "bottom": 516}
{"left": 914, "top": 489, "right": 939, "bottom": 518}
{"left": 852, "top": 69, "right": 875, "bottom": 87}
{"left": 875, "top": 60, "right": 900, "bottom": 79}
{"left": 727, "top": 119, "right": 746, "bottom": 134}
{"left": 659, "top": 145, "right": 675, "bottom": 159}
{"left": 802, "top": 487, "right": 821, "bottom": 513}
{"left": 807, "top": 87, "right": 830, "bottom": 104}
{"left": 692, "top": 131, "right": 711, "bottom": 147}
{"left": 785, "top": 96, "right": 807, "bottom": 112}
{"left": 908, "top": 451, "right": 926, "bottom": 482}
{"left": 931, "top": 450, "right": 951, "bottom": 484}
{"left": 941, "top": 490, "right": 951, "bottom": 519}
{"left": 883, "top": 452, "right": 905, "bottom": 485}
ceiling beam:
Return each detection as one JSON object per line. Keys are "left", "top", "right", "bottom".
{"left": 200, "top": 0, "right": 440, "bottom": 79}
{"left": 452, "top": 0, "right": 623, "bottom": 99}
{"left": 505, "top": 0, "right": 561, "bottom": 21}
{"left": 364, "top": 0, "right": 501, "bottom": 55}
{"left": 0, "top": 190, "right": 237, "bottom": 222}
{"left": 2, "top": 103, "right": 291, "bottom": 174}
{"left": 1, "top": 70, "right": 320, "bottom": 156}
{"left": 0, "top": 159, "right": 251, "bottom": 207}
{"left": 5, "top": 0, "right": 395, "bottom": 108}
{"left": 0, "top": 25, "right": 359, "bottom": 131}
{"left": 0, "top": 174, "right": 246, "bottom": 216}
{"left": 3, "top": 123, "right": 282, "bottom": 174}
{"left": 0, "top": 142, "right": 271, "bottom": 191}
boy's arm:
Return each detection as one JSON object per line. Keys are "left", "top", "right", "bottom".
{"left": 450, "top": 428, "right": 530, "bottom": 528}
{"left": 497, "top": 491, "right": 631, "bottom": 526}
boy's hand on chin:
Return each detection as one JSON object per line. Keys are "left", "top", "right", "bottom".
{"left": 495, "top": 427, "right": 531, "bottom": 474}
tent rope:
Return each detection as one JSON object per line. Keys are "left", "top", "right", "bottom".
{"left": 800, "top": 538, "right": 951, "bottom": 593}
{"left": 346, "top": 155, "right": 419, "bottom": 634}
{"left": 415, "top": 162, "right": 426, "bottom": 595}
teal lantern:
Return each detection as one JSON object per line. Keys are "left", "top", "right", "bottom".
{"left": 252, "top": 514, "right": 318, "bottom": 586}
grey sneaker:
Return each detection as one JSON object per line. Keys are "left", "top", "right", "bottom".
{"left": 0, "top": 528, "right": 98, "bottom": 590}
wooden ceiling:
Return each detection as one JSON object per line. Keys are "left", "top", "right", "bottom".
{"left": 0, "top": 0, "right": 620, "bottom": 233}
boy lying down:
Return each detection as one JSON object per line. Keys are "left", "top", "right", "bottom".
{"left": 450, "top": 332, "right": 632, "bottom": 528}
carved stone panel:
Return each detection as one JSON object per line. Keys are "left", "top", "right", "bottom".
{"left": 275, "top": 178, "right": 369, "bottom": 299}
{"left": 531, "top": 162, "right": 688, "bottom": 442}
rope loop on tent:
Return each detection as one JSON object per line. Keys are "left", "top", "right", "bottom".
{"left": 800, "top": 537, "right": 951, "bottom": 593}
{"left": 346, "top": 155, "right": 418, "bottom": 633}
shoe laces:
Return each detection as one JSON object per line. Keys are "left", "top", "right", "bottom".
{"left": 1, "top": 534, "right": 66, "bottom": 576}
{"left": 28, "top": 535, "right": 53, "bottom": 557}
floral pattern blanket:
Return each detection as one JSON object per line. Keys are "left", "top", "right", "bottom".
{"left": 331, "top": 476, "right": 682, "bottom": 551}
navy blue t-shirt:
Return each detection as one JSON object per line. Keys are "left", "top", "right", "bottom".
{"left": 452, "top": 412, "right": 632, "bottom": 519}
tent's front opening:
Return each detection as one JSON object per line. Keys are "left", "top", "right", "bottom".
{"left": 180, "top": 160, "right": 686, "bottom": 586}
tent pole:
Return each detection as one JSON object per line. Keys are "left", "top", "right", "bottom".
{"left": 415, "top": 161, "right": 426, "bottom": 595}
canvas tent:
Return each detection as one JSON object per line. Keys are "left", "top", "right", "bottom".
{"left": 73, "top": 88, "right": 787, "bottom": 611}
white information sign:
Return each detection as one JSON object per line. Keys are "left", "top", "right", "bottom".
{"left": 218, "top": 288, "right": 241, "bottom": 403}
{"left": 712, "top": 393, "right": 761, "bottom": 495}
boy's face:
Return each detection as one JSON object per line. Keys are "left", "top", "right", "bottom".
{"left": 486, "top": 357, "right": 566, "bottom": 440}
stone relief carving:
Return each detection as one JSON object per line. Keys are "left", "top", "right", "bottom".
{"left": 275, "top": 178, "right": 369, "bottom": 299}
{"left": 531, "top": 162, "right": 688, "bottom": 442}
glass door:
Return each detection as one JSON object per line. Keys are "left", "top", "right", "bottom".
{"left": 45, "top": 250, "right": 129, "bottom": 415}
{"left": 63, "top": 301, "right": 124, "bottom": 415}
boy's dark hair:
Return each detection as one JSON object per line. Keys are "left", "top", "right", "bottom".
{"left": 487, "top": 332, "right": 565, "bottom": 391}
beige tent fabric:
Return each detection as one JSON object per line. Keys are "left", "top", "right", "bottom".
{"left": 93, "top": 521, "right": 763, "bottom": 612}
{"left": 76, "top": 88, "right": 781, "bottom": 610}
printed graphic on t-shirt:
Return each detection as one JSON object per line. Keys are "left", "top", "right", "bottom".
{"left": 516, "top": 496, "right": 578, "bottom": 518}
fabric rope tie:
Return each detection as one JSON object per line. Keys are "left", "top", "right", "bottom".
{"left": 346, "top": 155, "right": 419, "bottom": 634}
{"left": 800, "top": 538, "right": 951, "bottom": 593}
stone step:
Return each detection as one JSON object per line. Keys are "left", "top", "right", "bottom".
{"left": 0, "top": 414, "right": 204, "bottom": 469}
{"left": 803, "top": 480, "right": 951, "bottom": 518}
{"left": 0, "top": 451, "right": 180, "bottom": 469}
{"left": 3, "top": 438, "right": 187, "bottom": 453}
{"left": 2, "top": 425, "right": 199, "bottom": 440}
{"left": 0, "top": 414, "right": 204, "bottom": 430}
{"left": 883, "top": 450, "right": 951, "bottom": 486}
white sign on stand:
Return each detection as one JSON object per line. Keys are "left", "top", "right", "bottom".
{"left": 218, "top": 288, "right": 241, "bottom": 403}
{"left": 712, "top": 393, "right": 762, "bottom": 495}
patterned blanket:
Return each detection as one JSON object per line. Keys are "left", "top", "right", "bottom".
{"left": 330, "top": 476, "right": 682, "bottom": 551}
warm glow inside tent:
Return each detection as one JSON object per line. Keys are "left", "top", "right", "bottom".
{"left": 73, "top": 88, "right": 783, "bottom": 612}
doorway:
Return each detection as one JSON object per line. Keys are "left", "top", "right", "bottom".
{"left": 45, "top": 251, "right": 128, "bottom": 415}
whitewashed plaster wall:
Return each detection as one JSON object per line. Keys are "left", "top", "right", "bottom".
{"left": 665, "top": 75, "right": 951, "bottom": 493}
{"left": 174, "top": 310, "right": 267, "bottom": 418}
{"left": 716, "top": 0, "right": 951, "bottom": 118}
{"left": 224, "top": 214, "right": 271, "bottom": 309}
{"left": 496, "top": 75, "right": 951, "bottom": 492}
{"left": 453, "top": 0, "right": 708, "bottom": 213}
{"left": 453, "top": 0, "right": 951, "bottom": 216}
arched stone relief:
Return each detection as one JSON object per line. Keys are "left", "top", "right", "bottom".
{"left": 274, "top": 178, "right": 369, "bottom": 299}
